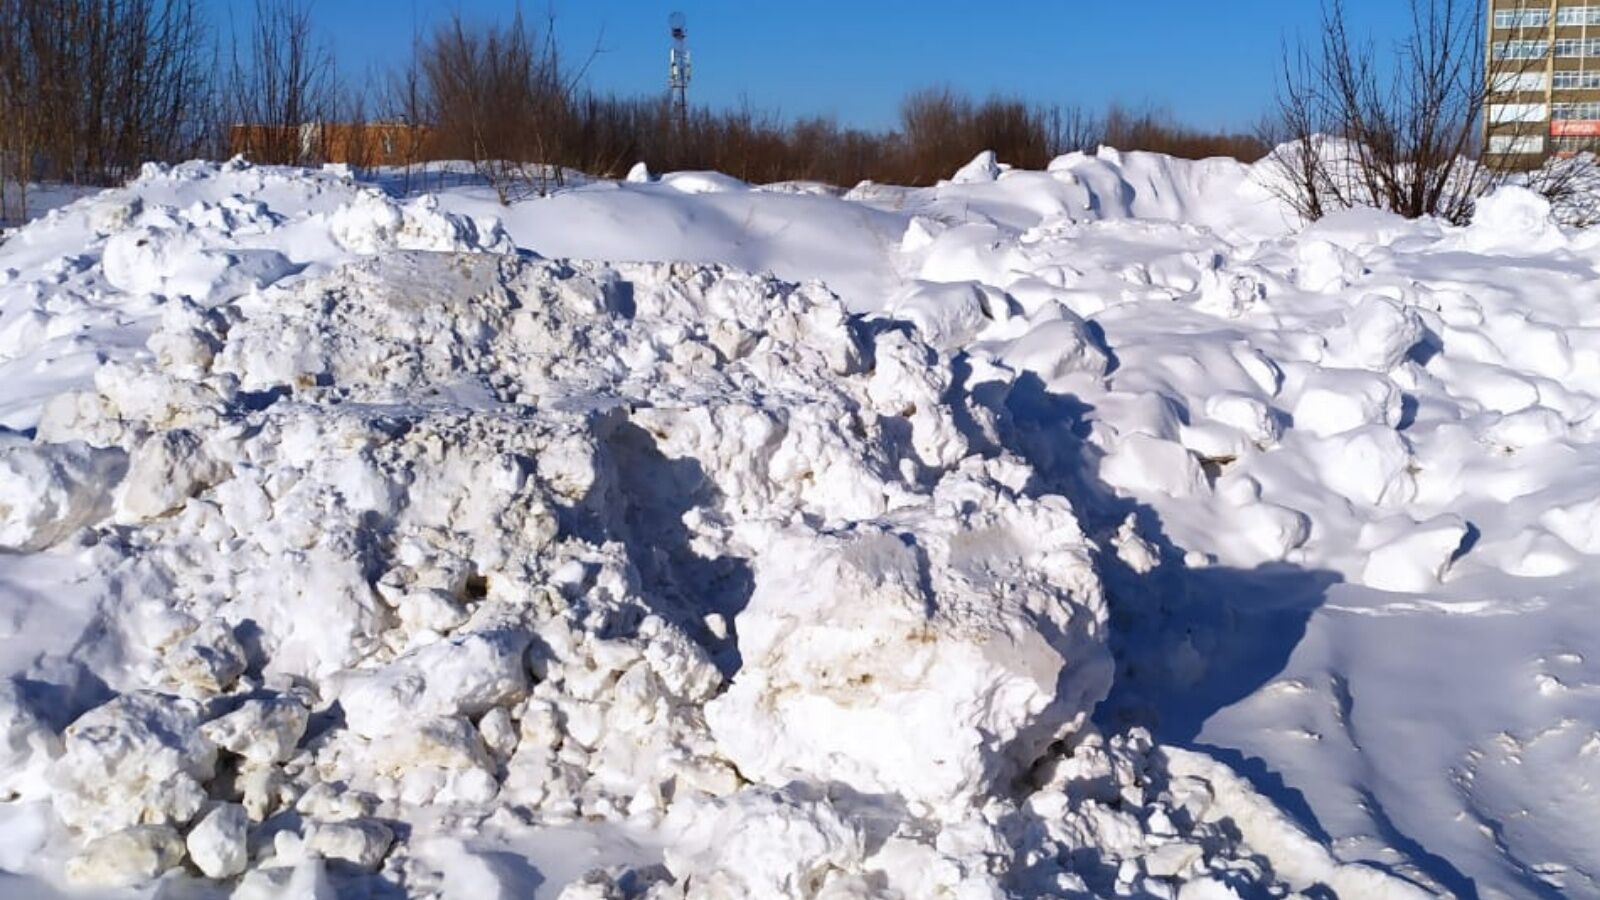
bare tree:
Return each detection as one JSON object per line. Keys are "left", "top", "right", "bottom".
{"left": 1267, "top": 0, "right": 1565, "bottom": 224}
{"left": 382, "top": 30, "right": 433, "bottom": 193}
{"left": 415, "top": 10, "right": 606, "bottom": 201}
{"left": 1044, "top": 104, "right": 1104, "bottom": 157}
{"left": 226, "top": 0, "right": 335, "bottom": 165}
{"left": 0, "top": 0, "right": 35, "bottom": 222}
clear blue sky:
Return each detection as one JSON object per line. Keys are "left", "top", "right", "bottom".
{"left": 221, "top": 1, "right": 1414, "bottom": 132}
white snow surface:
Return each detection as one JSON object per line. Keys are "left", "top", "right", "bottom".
{"left": 0, "top": 150, "right": 1597, "bottom": 898}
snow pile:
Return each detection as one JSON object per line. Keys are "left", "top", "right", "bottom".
{"left": 427, "top": 149, "right": 1600, "bottom": 894}
{"left": 0, "top": 158, "right": 1434, "bottom": 897}
{"left": 0, "top": 159, "right": 509, "bottom": 430}
{"left": 3, "top": 147, "right": 1600, "bottom": 897}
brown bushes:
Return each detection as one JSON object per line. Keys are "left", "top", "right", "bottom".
{"left": 1103, "top": 105, "right": 1269, "bottom": 164}
{"left": 385, "top": 16, "right": 1269, "bottom": 198}
{"left": 500, "top": 90, "right": 1260, "bottom": 190}
{"left": 0, "top": 2, "right": 1281, "bottom": 219}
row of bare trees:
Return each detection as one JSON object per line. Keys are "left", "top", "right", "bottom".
{"left": 0, "top": 0, "right": 211, "bottom": 219}
{"left": 4, "top": 0, "right": 1589, "bottom": 224}
{"left": 223, "top": 0, "right": 335, "bottom": 166}
{"left": 0, "top": 0, "right": 341, "bottom": 222}
{"left": 383, "top": 12, "right": 1268, "bottom": 200}
{"left": 0, "top": 0, "right": 1276, "bottom": 217}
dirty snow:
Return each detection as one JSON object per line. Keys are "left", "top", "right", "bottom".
{"left": 0, "top": 151, "right": 1596, "bottom": 898}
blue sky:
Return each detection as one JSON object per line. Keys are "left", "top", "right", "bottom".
{"left": 227, "top": 1, "right": 1414, "bottom": 132}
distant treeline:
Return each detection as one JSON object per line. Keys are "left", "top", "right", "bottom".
{"left": 0, "top": 0, "right": 1268, "bottom": 215}
{"left": 380, "top": 12, "right": 1270, "bottom": 198}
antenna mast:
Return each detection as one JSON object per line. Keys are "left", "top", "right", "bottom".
{"left": 668, "top": 12, "right": 691, "bottom": 131}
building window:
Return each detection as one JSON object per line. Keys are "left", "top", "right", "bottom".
{"left": 1553, "top": 70, "right": 1600, "bottom": 90}
{"left": 1489, "top": 134, "right": 1545, "bottom": 155}
{"left": 1551, "top": 38, "right": 1600, "bottom": 59}
{"left": 1493, "top": 39, "right": 1550, "bottom": 60}
{"left": 1496, "top": 8, "right": 1550, "bottom": 29}
{"left": 1553, "top": 135, "right": 1600, "bottom": 155}
{"left": 1490, "top": 102, "right": 1550, "bottom": 124}
{"left": 1556, "top": 6, "right": 1600, "bottom": 26}
{"left": 1554, "top": 101, "right": 1600, "bottom": 120}
{"left": 1492, "top": 71, "right": 1550, "bottom": 93}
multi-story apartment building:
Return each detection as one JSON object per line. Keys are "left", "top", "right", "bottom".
{"left": 1486, "top": 1, "right": 1600, "bottom": 167}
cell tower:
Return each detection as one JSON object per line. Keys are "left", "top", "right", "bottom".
{"left": 668, "top": 12, "right": 691, "bottom": 130}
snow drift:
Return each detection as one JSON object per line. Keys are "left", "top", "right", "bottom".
{"left": 0, "top": 149, "right": 1598, "bottom": 898}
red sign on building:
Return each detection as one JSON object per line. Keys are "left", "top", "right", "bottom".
{"left": 1551, "top": 120, "right": 1600, "bottom": 137}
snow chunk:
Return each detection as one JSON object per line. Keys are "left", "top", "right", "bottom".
{"left": 1328, "top": 295, "right": 1425, "bottom": 372}
{"left": 52, "top": 692, "right": 217, "bottom": 838}
{"left": 1484, "top": 406, "right": 1568, "bottom": 450}
{"left": 661, "top": 171, "right": 747, "bottom": 194}
{"left": 114, "top": 428, "right": 227, "bottom": 522}
{"left": 336, "top": 625, "right": 531, "bottom": 739}
{"left": 1359, "top": 515, "right": 1471, "bottom": 592}
{"left": 885, "top": 280, "right": 1004, "bottom": 351}
{"left": 1303, "top": 426, "right": 1416, "bottom": 508}
{"left": 328, "top": 191, "right": 510, "bottom": 255}
{"left": 1100, "top": 433, "right": 1208, "bottom": 499}
{"left": 1541, "top": 497, "right": 1600, "bottom": 554}
{"left": 201, "top": 696, "right": 309, "bottom": 765}
{"left": 1292, "top": 369, "right": 1403, "bottom": 437}
{"left": 708, "top": 494, "right": 1108, "bottom": 813}
{"left": 307, "top": 819, "right": 395, "bottom": 870}
{"left": 186, "top": 803, "right": 248, "bottom": 879}
{"left": 1204, "top": 393, "right": 1282, "bottom": 445}
{"left": 662, "top": 785, "right": 864, "bottom": 897}
{"left": 1163, "top": 747, "right": 1434, "bottom": 899}
{"left": 998, "top": 311, "right": 1111, "bottom": 382}
{"left": 162, "top": 618, "right": 248, "bottom": 696}
{"left": 1462, "top": 186, "right": 1566, "bottom": 255}
{"left": 103, "top": 226, "right": 293, "bottom": 303}
{"left": 1228, "top": 501, "right": 1313, "bottom": 564}
{"left": 0, "top": 440, "right": 125, "bottom": 550}
{"left": 950, "top": 150, "right": 1002, "bottom": 184}
{"left": 66, "top": 825, "right": 186, "bottom": 887}
{"left": 1295, "top": 240, "right": 1363, "bottom": 292}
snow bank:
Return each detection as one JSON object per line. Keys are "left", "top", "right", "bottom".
{"left": 0, "top": 232, "right": 1143, "bottom": 894}
{"left": 4, "top": 147, "right": 1600, "bottom": 897}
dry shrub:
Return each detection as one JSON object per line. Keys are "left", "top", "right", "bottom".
{"left": 1265, "top": 0, "right": 1584, "bottom": 224}
{"left": 1103, "top": 104, "right": 1269, "bottom": 163}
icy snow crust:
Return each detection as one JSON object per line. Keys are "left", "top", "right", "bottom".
{"left": 0, "top": 153, "right": 1595, "bottom": 897}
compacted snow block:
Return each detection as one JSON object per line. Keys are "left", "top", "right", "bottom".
{"left": 66, "top": 824, "right": 187, "bottom": 887}
{"left": 1328, "top": 295, "right": 1425, "bottom": 372}
{"left": 113, "top": 427, "right": 227, "bottom": 522}
{"left": 1459, "top": 186, "right": 1567, "bottom": 255}
{"left": 1359, "top": 515, "right": 1471, "bottom": 592}
{"left": 662, "top": 785, "right": 865, "bottom": 897}
{"left": 186, "top": 803, "right": 249, "bottom": 879}
{"left": 950, "top": 150, "right": 1003, "bottom": 184}
{"left": 51, "top": 692, "right": 217, "bottom": 839}
{"left": 708, "top": 489, "right": 1109, "bottom": 814}
{"left": 0, "top": 439, "right": 124, "bottom": 549}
